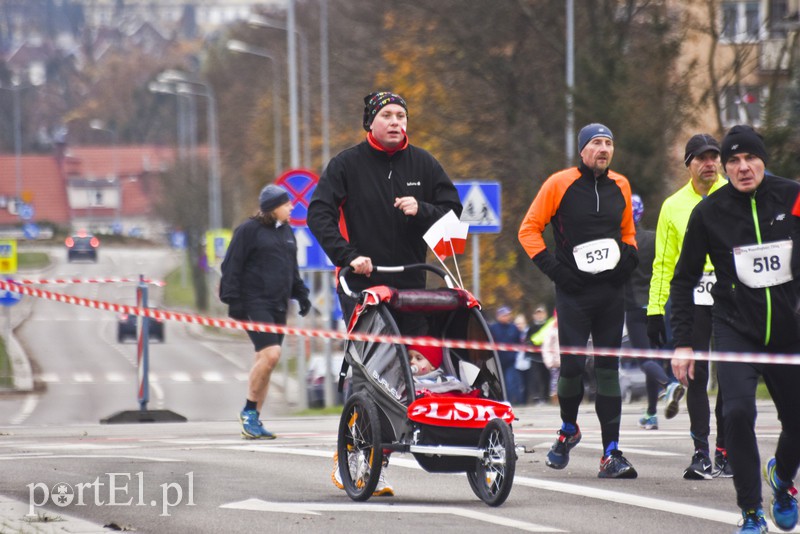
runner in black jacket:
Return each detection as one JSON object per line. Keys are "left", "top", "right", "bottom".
{"left": 309, "top": 91, "right": 461, "bottom": 497}
{"left": 220, "top": 185, "right": 310, "bottom": 440}
{"left": 670, "top": 125, "right": 800, "bottom": 534}
{"left": 308, "top": 92, "right": 462, "bottom": 318}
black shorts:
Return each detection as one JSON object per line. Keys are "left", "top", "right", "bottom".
{"left": 244, "top": 308, "right": 286, "bottom": 351}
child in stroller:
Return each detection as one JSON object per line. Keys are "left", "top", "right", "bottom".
{"left": 408, "top": 343, "right": 474, "bottom": 395}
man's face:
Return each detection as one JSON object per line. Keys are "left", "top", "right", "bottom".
{"left": 580, "top": 137, "right": 614, "bottom": 174}
{"left": 370, "top": 103, "right": 407, "bottom": 148}
{"left": 724, "top": 153, "right": 765, "bottom": 193}
{"left": 688, "top": 151, "right": 720, "bottom": 188}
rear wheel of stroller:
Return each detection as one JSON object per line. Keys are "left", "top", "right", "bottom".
{"left": 467, "top": 418, "right": 516, "bottom": 506}
{"left": 336, "top": 393, "right": 383, "bottom": 501}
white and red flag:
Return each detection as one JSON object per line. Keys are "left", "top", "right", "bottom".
{"left": 423, "top": 210, "right": 469, "bottom": 260}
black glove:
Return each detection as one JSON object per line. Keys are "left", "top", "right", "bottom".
{"left": 532, "top": 252, "right": 585, "bottom": 293}
{"left": 298, "top": 297, "right": 312, "bottom": 317}
{"left": 604, "top": 244, "right": 639, "bottom": 287}
{"left": 228, "top": 302, "right": 247, "bottom": 321}
{"left": 553, "top": 268, "right": 586, "bottom": 294}
{"left": 647, "top": 314, "right": 667, "bottom": 348}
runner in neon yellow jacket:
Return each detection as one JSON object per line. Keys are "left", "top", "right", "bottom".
{"left": 646, "top": 133, "right": 731, "bottom": 481}
{"left": 646, "top": 175, "right": 726, "bottom": 319}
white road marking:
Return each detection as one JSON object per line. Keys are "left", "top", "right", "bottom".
{"left": 9, "top": 394, "right": 39, "bottom": 425}
{"left": 72, "top": 372, "right": 93, "bottom": 383}
{"left": 106, "top": 372, "right": 126, "bottom": 382}
{"left": 202, "top": 371, "right": 224, "bottom": 382}
{"left": 222, "top": 446, "right": 748, "bottom": 529}
{"left": 220, "top": 498, "right": 564, "bottom": 532}
{"left": 37, "top": 373, "right": 60, "bottom": 383}
{"left": 532, "top": 442, "right": 680, "bottom": 457}
{"left": 171, "top": 372, "right": 191, "bottom": 382}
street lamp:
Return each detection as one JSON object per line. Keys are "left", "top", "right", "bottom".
{"left": 156, "top": 71, "right": 223, "bottom": 231}
{"left": 226, "top": 39, "right": 283, "bottom": 177}
{"left": 89, "top": 120, "right": 121, "bottom": 232}
{"left": 248, "top": 8, "right": 310, "bottom": 169}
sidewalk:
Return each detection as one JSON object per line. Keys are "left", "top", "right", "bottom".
{"left": 0, "top": 495, "right": 109, "bottom": 534}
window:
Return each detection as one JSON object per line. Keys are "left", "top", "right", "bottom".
{"left": 721, "top": 1, "right": 763, "bottom": 42}
{"left": 720, "top": 86, "right": 764, "bottom": 127}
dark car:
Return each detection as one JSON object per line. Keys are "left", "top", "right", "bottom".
{"left": 65, "top": 233, "right": 99, "bottom": 262}
{"left": 117, "top": 310, "right": 165, "bottom": 343}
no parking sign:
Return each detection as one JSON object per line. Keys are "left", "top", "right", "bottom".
{"left": 276, "top": 169, "right": 318, "bottom": 228}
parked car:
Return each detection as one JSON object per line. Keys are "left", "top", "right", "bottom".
{"left": 117, "top": 309, "right": 165, "bottom": 343}
{"left": 306, "top": 354, "right": 345, "bottom": 408}
{"left": 65, "top": 232, "right": 99, "bottom": 262}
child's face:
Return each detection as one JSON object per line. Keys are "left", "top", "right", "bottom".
{"left": 408, "top": 349, "right": 435, "bottom": 375}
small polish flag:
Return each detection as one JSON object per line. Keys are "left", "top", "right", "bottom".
{"left": 424, "top": 210, "right": 470, "bottom": 259}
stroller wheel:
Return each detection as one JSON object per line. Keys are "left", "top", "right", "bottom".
{"left": 336, "top": 393, "right": 383, "bottom": 501}
{"left": 467, "top": 418, "right": 516, "bottom": 506}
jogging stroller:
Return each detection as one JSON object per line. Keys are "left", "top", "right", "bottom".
{"left": 335, "top": 264, "right": 517, "bottom": 507}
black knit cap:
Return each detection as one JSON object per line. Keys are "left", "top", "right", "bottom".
{"left": 720, "top": 125, "right": 769, "bottom": 166}
{"left": 684, "top": 133, "right": 720, "bottom": 167}
{"left": 362, "top": 91, "right": 408, "bottom": 131}
{"left": 259, "top": 184, "right": 290, "bottom": 212}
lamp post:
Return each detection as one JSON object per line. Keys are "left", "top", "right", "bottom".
{"left": 248, "top": 8, "right": 309, "bottom": 169}
{"left": 89, "top": 120, "right": 121, "bottom": 232}
{"left": 319, "top": 0, "right": 330, "bottom": 169}
{"left": 565, "top": 0, "right": 575, "bottom": 166}
{"left": 156, "top": 71, "right": 223, "bottom": 231}
{"left": 226, "top": 39, "right": 283, "bottom": 177}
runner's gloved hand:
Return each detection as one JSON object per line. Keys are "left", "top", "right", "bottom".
{"left": 647, "top": 314, "right": 667, "bottom": 348}
{"left": 298, "top": 297, "right": 312, "bottom": 317}
{"left": 228, "top": 302, "right": 247, "bottom": 321}
{"left": 532, "top": 251, "right": 585, "bottom": 294}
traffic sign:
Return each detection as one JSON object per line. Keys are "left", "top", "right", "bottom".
{"left": 18, "top": 203, "right": 34, "bottom": 221}
{"left": 455, "top": 182, "right": 501, "bottom": 234}
{"left": 276, "top": 169, "right": 319, "bottom": 228}
{"left": 0, "top": 277, "right": 21, "bottom": 307}
{"left": 293, "top": 227, "right": 333, "bottom": 271}
{"left": 171, "top": 230, "right": 186, "bottom": 250}
{"left": 23, "top": 223, "right": 39, "bottom": 240}
{"left": 0, "top": 239, "right": 18, "bottom": 274}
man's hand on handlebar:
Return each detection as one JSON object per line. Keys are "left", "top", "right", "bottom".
{"left": 350, "top": 256, "right": 373, "bottom": 276}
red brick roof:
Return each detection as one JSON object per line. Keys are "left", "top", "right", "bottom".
{"left": 0, "top": 145, "right": 179, "bottom": 227}
{"left": 0, "top": 155, "right": 68, "bottom": 225}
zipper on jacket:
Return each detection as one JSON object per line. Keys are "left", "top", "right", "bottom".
{"left": 593, "top": 177, "right": 600, "bottom": 212}
{"left": 388, "top": 161, "right": 393, "bottom": 181}
{"left": 750, "top": 193, "right": 772, "bottom": 345}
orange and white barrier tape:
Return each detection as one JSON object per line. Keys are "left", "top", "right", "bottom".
{"left": 9, "top": 277, "right": 165, "bottom": 286}
{"left": 0, "top": 279, "right": 797, "bottom": 366}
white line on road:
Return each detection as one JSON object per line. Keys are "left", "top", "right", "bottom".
{"left": 9, "top": 394, "right": 39, "bottom": 425}
{"left": 220, "top": 498, "right": 564, "bottom": 533}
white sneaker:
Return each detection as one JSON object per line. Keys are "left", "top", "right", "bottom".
{"left": 331, "top": 452, "right": 344, "bottom": 489}
{"left": 373, "top": 460, "right": 394, "bottom": 497}
{"left": 331, "top": 451, "right": 365, "bottom": 490}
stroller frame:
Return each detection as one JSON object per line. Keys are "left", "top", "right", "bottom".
{"left": 335, "top": 264, "right": 517, "bottom": 506}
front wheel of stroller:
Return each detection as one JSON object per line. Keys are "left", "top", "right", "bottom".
{"left": 467, "top": 418, "right": 516, "bottom": 506}
{"left": 336, "top": 393, "right": 383, "bottom": 501}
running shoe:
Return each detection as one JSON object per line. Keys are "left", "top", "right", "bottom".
{"left": 545, "top": 427, "right": 582, "bottom": 470}
{"left": 373, "top": 457, "right": 394, "bottom": 497}
{"left": 713, "top": 449, "right": 734, "bottom": 478}
{"left": 598, "top": 449, "right": 638, "bottom": 479}
{"left": 663, "top": 382, "right": 685, "bottom": 419}
{"left": 683, "top": 450, "right": 713, "bottom": 480}
{"left": 239, "top": 409, "right": 276, "bottom": 440}
{"left": 638, "top": 413, "right": 658, "bottom": 430}
{"left": 331, "top": 451, "right": 363, "bottom": 490}
{"left": 736, "top": 509, "right": 767, "bottom": 534}
{"left": 765, "top": 457, "right": 798, "bottom": 531}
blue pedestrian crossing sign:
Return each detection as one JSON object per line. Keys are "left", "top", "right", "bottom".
{"left": 455, "top": 182, "right": 501, "bottom": 234}
{"left": 293, "top": 227, "right": 334, "bottom": 271}
{"left": 0, "top": 277, "right": 21, "bottom": 307}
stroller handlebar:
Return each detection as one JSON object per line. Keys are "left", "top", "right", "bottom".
{"left": 338, "top": 263, "right": 455, "bottom": 298}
